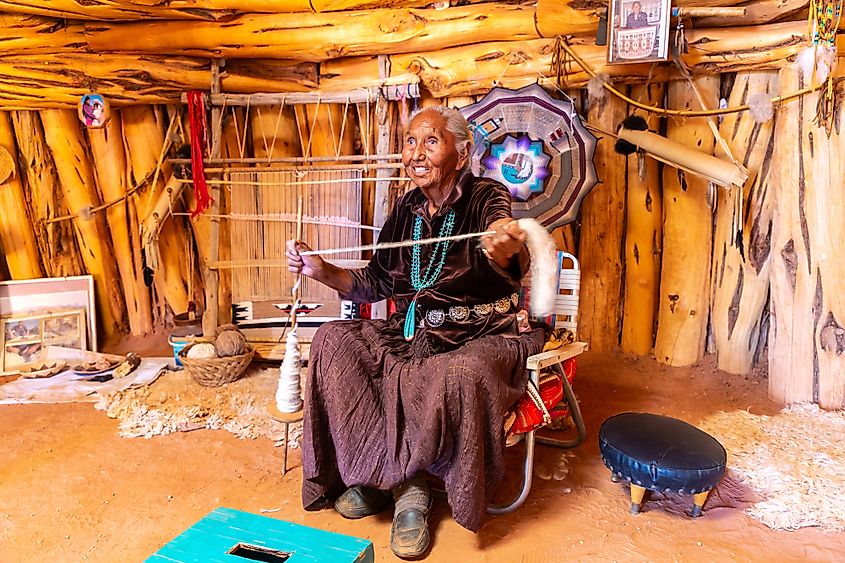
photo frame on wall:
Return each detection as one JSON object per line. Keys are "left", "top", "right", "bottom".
{"left": 607, "top": 0, "right": 671, "bottom": 64}
{"left": 78, "top": 93, "right": 110, "bottom": 128}
{"left": 1, "top": 309, "right": 87, "bottom": 372}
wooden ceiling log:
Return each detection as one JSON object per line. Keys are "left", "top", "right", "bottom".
{"left": 0, "top": 55, "right": 316, "bottom": 109}
{"left": 0, "top": 14, "right": 85, "bottom": 55}
{"left": 0, "top": 0, "right": 506, "bottom": 20}
{"left": 695, "top": 0, "right": 809, "bottom": 27}
{"left": 82, "top": 4, "right": 542, "bottom": 61}
{"left": 0, "top": 1, "right": 310, "bottom": 21}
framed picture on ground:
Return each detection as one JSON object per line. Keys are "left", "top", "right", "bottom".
{"left": 0, "top": 276, "right": 97, "bottom": 352}
{"left": 607, "top": 0, "right": 671, "bottom": 64}
{"left": 1, "top": 309, "right": 88, "bottom": 372}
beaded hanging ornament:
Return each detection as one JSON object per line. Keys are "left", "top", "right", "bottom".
{"left": 805, "top": 0, "right": 843, "bottom": 134}
{"left": 404, "top": 209, "right": 456, "bottom": 341}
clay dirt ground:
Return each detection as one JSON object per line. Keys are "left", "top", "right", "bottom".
{"left": 1, "top": 347, "right": 844, "bottom": 562}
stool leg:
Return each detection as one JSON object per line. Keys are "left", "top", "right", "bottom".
{"left": 282, "top": 422, "right": 290, "bottom": 477}
{"left": 691, "top": 491, "right": 710, "bottom": 517}
{"left": 630, "top": 484, "right": 646, "bottom": 515}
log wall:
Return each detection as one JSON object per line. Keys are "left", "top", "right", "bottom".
{"left": 0, "top": 4, "right": 841, "bottom": 407}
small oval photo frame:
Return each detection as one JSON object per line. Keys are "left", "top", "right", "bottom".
{"left": 78, "top": 94, "right": 110, "bottom": 129}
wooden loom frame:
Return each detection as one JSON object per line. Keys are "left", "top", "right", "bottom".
{"left": 192, "top": 58, "right": 420, "bottom": 355}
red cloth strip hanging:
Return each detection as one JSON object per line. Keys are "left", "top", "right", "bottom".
{"left": 186, "top": 90, "right": 212, "bottom": 217}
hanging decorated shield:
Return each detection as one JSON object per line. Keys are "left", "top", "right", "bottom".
{"left": 460, "top": 84, "right": 598, "bottom": 228}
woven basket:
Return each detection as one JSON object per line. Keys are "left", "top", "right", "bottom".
{"left": 179, "top": 342, "right": 255, "bottom": 387}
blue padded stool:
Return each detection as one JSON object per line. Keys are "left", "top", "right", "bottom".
{"left": 599, "top": 412, "right": 726, "bottom": 517}
{"left": 147, "top": 507, "right": 374, "bottom": 562}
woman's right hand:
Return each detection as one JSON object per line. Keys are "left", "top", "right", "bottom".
{"left": 286, "top": 239, "right": 325, "bottom": 279}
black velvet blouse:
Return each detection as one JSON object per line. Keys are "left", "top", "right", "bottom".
{"left": 341, "top": 173, "right": 529, "bottom": 354}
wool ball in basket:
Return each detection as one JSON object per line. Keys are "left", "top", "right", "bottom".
{"left": 215, "top": 329, "right": 246, "bottom": 357}
{"left": 186, "top": 342, "right": 217, "bottom": 359}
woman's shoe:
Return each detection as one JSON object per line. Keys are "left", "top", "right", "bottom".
{"left": 390, "top": 508, "right": 430, "bottom": 559}
{"left": 334, "top": 486, "right": 391, "bottom": 519}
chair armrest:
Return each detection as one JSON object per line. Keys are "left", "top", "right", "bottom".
{"left": 526, "top": 341, "right": 588, "bottom": 371}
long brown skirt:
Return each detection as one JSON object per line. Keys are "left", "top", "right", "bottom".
{"left": 301, "top": 317, "right": 544, "bottom": 532}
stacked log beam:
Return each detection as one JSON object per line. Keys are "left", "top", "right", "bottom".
{"left": 88, "top": 112, "right": 154, "bottom": 336}
{"left": 0, "top": 0, "right": 454, "bottom": 20}
{"left": 40, "top": 109, "right": 127, "bottom": 340}
{"left": 710, "top": 71, "right": 777, "bottom": 374}
{"left": 82, "top": 5, "right": 542, "bottom": 61}
{"left": 0, "top": 0, "right": 744, "bottom": 21}
{"left": 0, "top": 111, "right": 42, "bottom": 279}
{"left": 0, "top": 55, "right": 316, "bottom": 110}
{"left": 579, "top": 94, "right": 627, "bottom": 352}
{"left": 621, "top": 84, "right": 665, "bottom": 356}
{"left": 653, "top": 77, "right": 719, "bottom": 367}
{"left": 0, "top": 16, "right": 813, "bottom": 109}
{"left": 10, "top": 110, "right": 86, "bottom": 277}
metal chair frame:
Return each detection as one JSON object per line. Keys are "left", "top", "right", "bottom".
{"left": 488, "top": 252, "right": 588, "bottom": 515}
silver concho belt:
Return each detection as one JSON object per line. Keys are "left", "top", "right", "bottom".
{"left": 420, "top": 293, "right": 519, "bottom": 328}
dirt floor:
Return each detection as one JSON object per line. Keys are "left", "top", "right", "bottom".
{"left": 1, "top": 339, "right": 844, "bottom": 562}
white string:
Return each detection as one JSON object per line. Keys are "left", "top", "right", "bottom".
{"left": 171, "top": 212, "right": 383, "bottom": 231}
{"left": 335, "top": 97, "right": 351, "bottom": 159}
{"left": 181, "top": 176, "right": 407, "bottom": 187}
{"left": 299, "top": 229, "right": 496, "bottom": 257}
{"left": 267, "top": 99, "right": 286, "bottom": 164}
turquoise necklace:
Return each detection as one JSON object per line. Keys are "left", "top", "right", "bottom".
{"left": 404, "top": 209, "right": 456, "bottom": 341}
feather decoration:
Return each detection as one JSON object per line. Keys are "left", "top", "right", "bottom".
{"left": 587, "top": 73, "right": 610, "bottom": 106}
{"left": 748, "top": 92, "right": 774, "bottom": 124}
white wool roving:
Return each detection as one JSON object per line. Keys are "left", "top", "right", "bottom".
{"left": 816, "top": 44, "right": 837, "bottom": 83}
{"left": 517, "top": 218, "right": 557, "bottom": 317}
{"left": 748, "top": 92, "right": 774, "bottom": 124}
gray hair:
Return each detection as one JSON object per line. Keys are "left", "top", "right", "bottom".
{"left": 409, "top": 105, "right": 473, "bottom": 169}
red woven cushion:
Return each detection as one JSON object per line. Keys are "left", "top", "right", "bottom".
{"left": 506, "top": 358, "right": 576, "bottom": 437}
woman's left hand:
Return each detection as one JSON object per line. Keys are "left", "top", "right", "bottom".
{"left": 481, "top": 219, "right": 526, "bottom": 268}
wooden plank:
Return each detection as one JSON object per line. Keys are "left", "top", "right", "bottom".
{"left": 148, "top": 507, "right": 374, "bottom": 563}
{"left": 526, "top": 342, "right": 588, "bottom": 371}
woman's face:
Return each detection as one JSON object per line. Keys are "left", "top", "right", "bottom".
{"left": 402, "top": 111, "right": 467, "bottom": 192}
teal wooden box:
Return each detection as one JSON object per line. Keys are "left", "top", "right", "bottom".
{"left": 147, "top": 507, "right": 374, "bottom": 563}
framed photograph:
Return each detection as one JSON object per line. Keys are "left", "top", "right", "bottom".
{"left": 78, "top": 93, "right": 110, "bottom": 129}
{"left": 0, "top": 276, "right": 97, "bottom": 352}
{"left": 1, "top": 309, "right": 87, "bottom": 372}
{"left": 608, "top": 0, "right": 671, "bottom": 64}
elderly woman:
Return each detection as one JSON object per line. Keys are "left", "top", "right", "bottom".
{"left": 286, "top": 106, "right": 544, "bottom": 559}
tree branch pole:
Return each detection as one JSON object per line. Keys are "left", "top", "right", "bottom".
{"left": 203, "top": 60, "right": 224, "bottom": 337}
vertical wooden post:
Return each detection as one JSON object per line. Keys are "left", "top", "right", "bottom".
{"left": 89, "top": 111, "right": 154, "bottom": 336}
{"left": 122, "top": 105, "right": 192, "bottom": 320}
{"left": 40, "top": 109, "right": 127, "bottom": 340}
{"left": 0, "top": 111, "right": 42, "bottom": 280}
{"left": 653, "top": 77, "right": 718, "bottom": 367}
{"left": 203, "top": 59, "right": 224, "bottom": 338}
{"left": 621, "top": 83, "right": 664, "bottom": 356}
{"left": 710, "top": 71, "right": 778, "bottom": 374}
{"left": 374, "top": 55, "right": 393, "bottom": 231}
{"left": 11, "top": 111, "right": 85, "bottom": 278}
{"left": 769, "top": 67, "right": 815, "bottom": 404}
{"left": 770, "top": 68, "right": 845, "bottom": 408}
{"left": 580, "top": 93, "right": 627, "bottom": 351}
